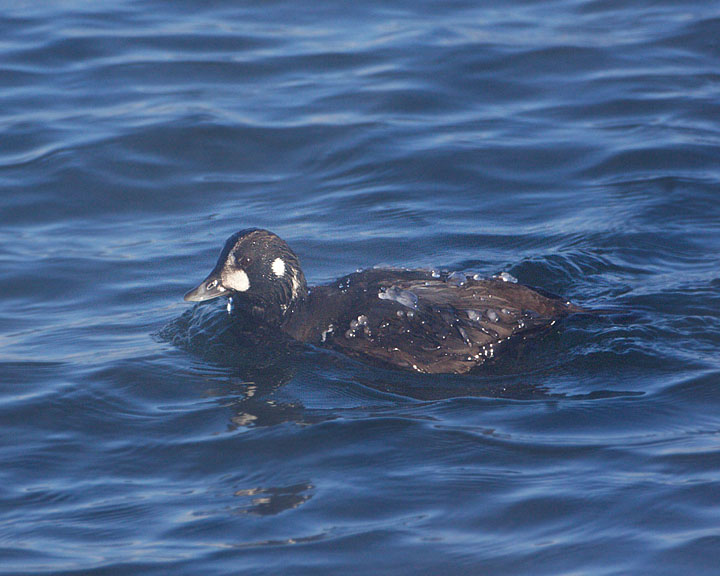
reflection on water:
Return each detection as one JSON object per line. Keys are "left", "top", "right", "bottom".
{"left": 233, "top": 482, "right": 314, "bottom": 516}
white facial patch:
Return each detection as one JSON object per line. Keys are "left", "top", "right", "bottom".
{"left": 224, "top": 268, "right": 250, "bottom": 292}
{"left": 272, "top": 257, "right": 286, "bottom": 278}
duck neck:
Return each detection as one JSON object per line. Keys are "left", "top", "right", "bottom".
{"left": 278, "top": 285, "right": 352, "bottom": 343}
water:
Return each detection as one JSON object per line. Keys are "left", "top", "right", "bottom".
{"left": 1, "top": 1, "right": 719, "bottom": 574}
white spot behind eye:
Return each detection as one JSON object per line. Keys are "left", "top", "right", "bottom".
{"left": 272, "top": 257, "right": 286, "bottom": 278}
{"left": 224, "top": 269, "right": 250, "bottom": 292}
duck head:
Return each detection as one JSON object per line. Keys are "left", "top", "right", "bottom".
{"left": 184, "top": 229, "right": 307, "bottom": 323}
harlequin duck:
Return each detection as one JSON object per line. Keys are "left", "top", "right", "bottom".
{"left": 184, "top": 229, "right": 584, "bottom": 374}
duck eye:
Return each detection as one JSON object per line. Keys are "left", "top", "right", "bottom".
{"left": 236, "top": 255, "right": 252, "bottom": 267}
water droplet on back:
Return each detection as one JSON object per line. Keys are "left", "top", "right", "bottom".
{"left": 466, "top": 310, "right": 481, "bottom": 322}
{"left": 446, "top": 271, "right": 467, "bottom": 286}
{"left": 378, "top": 286, "right": 419, "bottom": 309}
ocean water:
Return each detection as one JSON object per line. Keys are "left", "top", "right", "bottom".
{"left": 1, "top": 1, "right": 719, "bottom": 574}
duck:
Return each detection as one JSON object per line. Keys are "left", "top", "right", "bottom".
{"left": 183, "top": 228, "right": 584, "bottom": 374}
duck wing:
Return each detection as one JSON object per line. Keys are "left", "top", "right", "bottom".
{"left": 320, "top": 270, "right": 580, "bottom": 374}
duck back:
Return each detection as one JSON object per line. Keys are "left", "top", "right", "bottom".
{"left": 283, "top": 269, "right": 582, "bottom": 374}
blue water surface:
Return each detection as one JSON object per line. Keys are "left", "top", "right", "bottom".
{"left": 1, "top": 1, "right": 719, "bottom": 574}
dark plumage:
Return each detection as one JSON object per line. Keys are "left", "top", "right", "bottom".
{"left": 184, "top": 229, "right": 584, "bottom": 374}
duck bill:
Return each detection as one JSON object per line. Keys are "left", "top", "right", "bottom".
{"left": 183, "top": 273, "right": 227, "bottom": 302}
